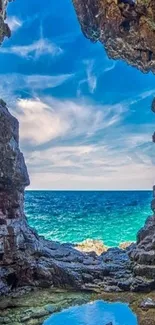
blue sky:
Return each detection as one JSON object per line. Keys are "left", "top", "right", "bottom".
{"left": 2, "top": 0, "right": 155, "bottom": 189}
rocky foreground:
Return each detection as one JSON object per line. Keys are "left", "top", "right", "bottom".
{"left": 1, "top": 288, "right": 155, "bottom": 325}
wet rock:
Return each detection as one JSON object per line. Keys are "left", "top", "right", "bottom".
{"left": 119, "top": 242, "right": 134, "bottom": 250}
{"left": 140, "top": 298, "right": 155, "bottom": 309}
{"left": 75, "top": 239, "right": 108, "bottom": 255}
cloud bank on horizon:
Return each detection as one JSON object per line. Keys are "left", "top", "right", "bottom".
{"left": 1, "top": 0, "right": 155, "bottom": 190}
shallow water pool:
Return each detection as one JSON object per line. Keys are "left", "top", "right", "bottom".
{"left": 43, "top": 300, "right": 138, "bottom": 325}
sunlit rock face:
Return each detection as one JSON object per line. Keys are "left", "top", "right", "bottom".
{"left": 0, "top": 0, "right": 10, "bottom": 43}
{"left": 72, "top": 0, "right": 155, "bottom": 73}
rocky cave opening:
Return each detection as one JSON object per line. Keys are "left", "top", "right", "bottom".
{"left": 0, "top": 0, "right": 155, "bottom": 297}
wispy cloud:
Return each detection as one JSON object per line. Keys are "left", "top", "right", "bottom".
{"left": 0, "top": 73, "right": 73, "bottom": 105}
{"left": 78, "top": 58, "right": 117, "bottom": 96}
{"left": 14, "top": 97, "right": 125, "bottom": 146}
{"left": 0, "top": 38, "right": 62, "bottom": 59}
{"left": 6, "top": 16, "right": 23, "bottom": 32}
{"left": 85, "top": 60, "right": 97, "bottom": 94}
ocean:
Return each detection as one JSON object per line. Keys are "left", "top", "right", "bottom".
{"left": 25, "top": 190, "right": 152, "bottom": 247}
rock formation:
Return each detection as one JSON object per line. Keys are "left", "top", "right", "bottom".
{"left": 72, "top": 0, "right": 155, "bottom": 73}
{"left": 1, "top": 0, "right": 155, "bottom": 297}
{"left": 0, "top": 0, "right": 10, "bottom": 43}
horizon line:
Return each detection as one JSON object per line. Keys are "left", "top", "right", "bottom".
{"left": 26, "top": 189, "right": 152, "bottom": 191}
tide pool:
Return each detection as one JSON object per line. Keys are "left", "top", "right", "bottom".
{"left": 43, "top": 300, "right": 138, "bottom": 325}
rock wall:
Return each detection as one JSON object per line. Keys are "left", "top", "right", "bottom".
{"left": 0, "top": 0, "right": 10, "bottom": 43}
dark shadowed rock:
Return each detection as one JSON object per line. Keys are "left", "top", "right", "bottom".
{"left": 151, "top": 98, "right": 155, "bottom": 113}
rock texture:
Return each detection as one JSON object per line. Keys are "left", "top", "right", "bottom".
{"left": 72, "top": 0, "right": 155, "bottom": 73}
{"left": 0, "top": 0, "right": 10, "bottom": 43}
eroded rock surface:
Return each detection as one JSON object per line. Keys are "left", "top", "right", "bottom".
{"left": 72, "top": 0, "right": 155, "bottom": 73}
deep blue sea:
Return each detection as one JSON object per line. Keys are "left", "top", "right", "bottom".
{"left": 25, "top": 190, "right": 152, "bottom": 247}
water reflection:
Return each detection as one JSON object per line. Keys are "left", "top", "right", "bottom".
{"left": 43, "top": 300, "right": 138, "bottom": 325}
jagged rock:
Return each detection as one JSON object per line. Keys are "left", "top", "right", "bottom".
{"left": 0, "top": 0, "right": 10, "bottom": 43}
{"left": 140, "top": 298, "right": 155, "bottom": 309}
{"left": 75, "top": 239, "right": 108, "bottom": 255}
{"left": 130, "top": 186, "right": 155, "bottom": 282}
{"left": 72, "top": 0, "right": 155, "bottom": 73}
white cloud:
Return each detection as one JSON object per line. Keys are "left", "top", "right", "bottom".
{"left": 85, "top": 60, "right": 97, "bottom": 94}
{"left": 0, "top": 73, "right": 73, "bottom": 106}
{"left": 6, "top": 16, "right": 23, "bottom": 32}
{"left": 0, "top": 38, "right": 62, "bottom": 59}
{"left": 15, "top": 97, "right": 125, "bottom": 146}
{"left": 12, "top": 95, "right": 154, "bottom": 190}
{"left": 25, "top": 74, "right": 73, "bottom": 89}
{"left": 27, "top": 146, "right": 154, "bottom": 190}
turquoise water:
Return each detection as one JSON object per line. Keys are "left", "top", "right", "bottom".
{"left": 25, "top": 190, "right": 152, "bottom": 246}
{"left": 43, "top": 300, "right": 138, "bottom": 325}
